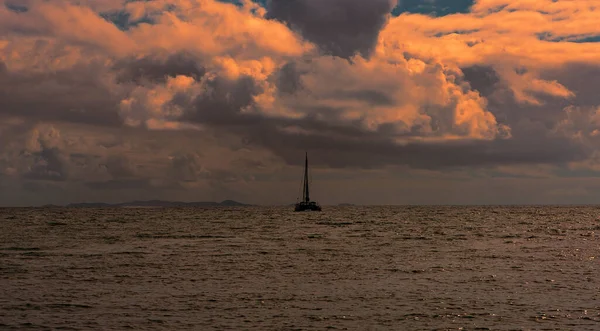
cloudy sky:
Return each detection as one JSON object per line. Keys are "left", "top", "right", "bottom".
{"left": 1, "top": 0, "right": 600, "bottom": 206}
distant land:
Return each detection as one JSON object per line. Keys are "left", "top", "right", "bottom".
{"left": 284, "top": 203, "right": 356, "bottom": 207}
{"left": 65, "top": 200, "right": 250, "bottom": 208}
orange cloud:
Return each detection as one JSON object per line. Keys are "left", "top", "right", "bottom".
{"left": 1, "top": 0, "right": 600, "bottom": 178}
{"left": 119, "top": 75, "right": 202, "bottom": 129}
{"left": 273, "top": 55, "right": 508, "bottom": 141}
{"left": 0, "top": 1, "right": 133, "bottom": 56}
{"left": 126, "top": 0, "right": 312, "bottom": 59}
{"left": 379, "top": 1, "right": 600, "bottom": 106}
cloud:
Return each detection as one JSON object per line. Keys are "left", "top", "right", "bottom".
{"left": 126, "top": 0, "right": 311, "bottom": 59}
{"left": 1, "top": 0, "right": 600, "bottom": 205}
{"left": 266, "top": 0, "right": 396, "bottom": 58}
{"left": 0, "top": 1, "right": 133, "bottom": 55}
{"left": 119, "top": 74, "right": 203, "bottom": 129}
{"left": 0, "top": 59, "right": 124, "bottom": 126}
{"left": 169, "top": 152, "right": 205, "bottom": 182}
{"left": 115, "top": 52, "right": 206, "bottom": 84}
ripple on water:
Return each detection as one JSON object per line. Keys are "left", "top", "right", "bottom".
{"left": 2, "top": 206, "right": 600, "bottom": 330}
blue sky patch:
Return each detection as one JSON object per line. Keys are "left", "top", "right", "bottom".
{"left": 391, "top": 0, "right": 474, "bottom": 16}
{"left": 537, "top": 32, "right": 600, "bottom": 43}
{"left": 571, "top": 35, "right": 600, "bottom": 43}
{"left": 5, "top": 3, "right": 28, "bottom": 13}
{"left": 218, "top": 0, "right": 267, "bottom": 7}
{"left": 217, "top": 0, "right": 475, "bottom": 17}
{"left": 101, "top": 11, "right": 155, "bottom": 31}
{"left": 434, "top": 29, "right": 480, "bottom": 38}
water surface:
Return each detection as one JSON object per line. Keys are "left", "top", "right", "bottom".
{"left": 2, "top": 206, "right": 600, "bottom": 330}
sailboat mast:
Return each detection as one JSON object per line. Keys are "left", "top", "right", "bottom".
{"left": 304, "top": 152, "right": 310, "bottom": 202}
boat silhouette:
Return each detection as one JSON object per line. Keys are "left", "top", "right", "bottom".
{"left": 294, "top": 152, "right": 322, "bottom": 212}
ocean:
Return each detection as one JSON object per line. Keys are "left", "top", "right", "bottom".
{"left": 1, "top": 206, "right": 600, "bottom": 330}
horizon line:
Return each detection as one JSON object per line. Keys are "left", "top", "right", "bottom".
{"left": 2, "top": 201, "right": 600, "bottom": 208}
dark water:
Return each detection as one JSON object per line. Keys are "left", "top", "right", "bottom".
{"left": 2, "top": 206, "right": 600, "bottom": 330}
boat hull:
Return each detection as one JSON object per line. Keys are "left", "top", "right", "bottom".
{"left": 294, "top": 202, "right": 322, "bottom": 212}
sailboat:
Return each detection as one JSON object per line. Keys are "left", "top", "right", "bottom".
{"left": 294, "top": 152, "right": 322, "bottom": 212}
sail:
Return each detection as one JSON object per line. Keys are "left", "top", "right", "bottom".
{"left": 294, "top": 152, "right": 321, "bottom": 211}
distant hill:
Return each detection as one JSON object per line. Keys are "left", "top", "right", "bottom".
{"left": 67, "top": 200, "right": 250, "bottom": 208}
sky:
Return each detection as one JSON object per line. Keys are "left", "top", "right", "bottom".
{"left": 1, "top": 0, "right": 600, "bottom": 206}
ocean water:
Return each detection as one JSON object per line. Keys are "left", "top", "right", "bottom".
{"left": 1, "top": 206, "right": 600, "bottom": 330}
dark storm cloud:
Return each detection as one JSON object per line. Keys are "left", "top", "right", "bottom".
{"left": 22, "top": 147, "right": 69, "bottom": 182}
{"left": 266, "top": 0, "right": 396, "bottom": 58}
{"left": 0, "top": 61, "right": 123, "bottom": 127}
{"left": 461, "top": 65, "right": 501, "bottom": 97}
{"left": 0, "top": 51, "right": 207, "bottom": 129}
{"left": 276, "top": 62, "right": 305, "bottom": 95}
{"left": 102, "top": 155, "right": 137, "bottom": 179}
{"left": 332, "top": 89, "right": 396, "bottom": 107}
{"left": 541, "top": 63, "right": 600, "bottom": 108}
{"left": 231, "top": 157, "right": 269, "bottom": 171}
{"left": 85, "top": 178, "right": 154, "bottom": 190}
{"left": 114, "top": 52, "right": 206, "bottom": 84}
{"left": 461, "top": 64, "right": 600, "bottom": 140}
{"left": 170, "top": 153, "right": 203, "bottom": 182}
{"left": 237, "top": 118, "right": 587, "bottom": 170}
{"left": 185, "top": 70, "right": 386, "bottom": 148}
{"left": 143, "top": 51, "right": 591, "bottom": 172}
{"left": 180, "top": 70, "right": 587, "bottom": 170}
{"left": 168, "top": 152, "right": 258, "bottom": 188}
{"left": 0, "top": 118, "right": 34, "bottom": 152}
{"left": 21, "top": 180, "right": 60, "bottom": 193}
{"left": 208, "top": 169, "right": 246, "bottom": 183}
{"left": 186, "top": 74, "right": 262, "bottom": 125}
{"left": 459, "top": 64, "right": 591, "bottom": 133}
{"left": 275, "top": 60, "right": 396, "bottom": 106}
